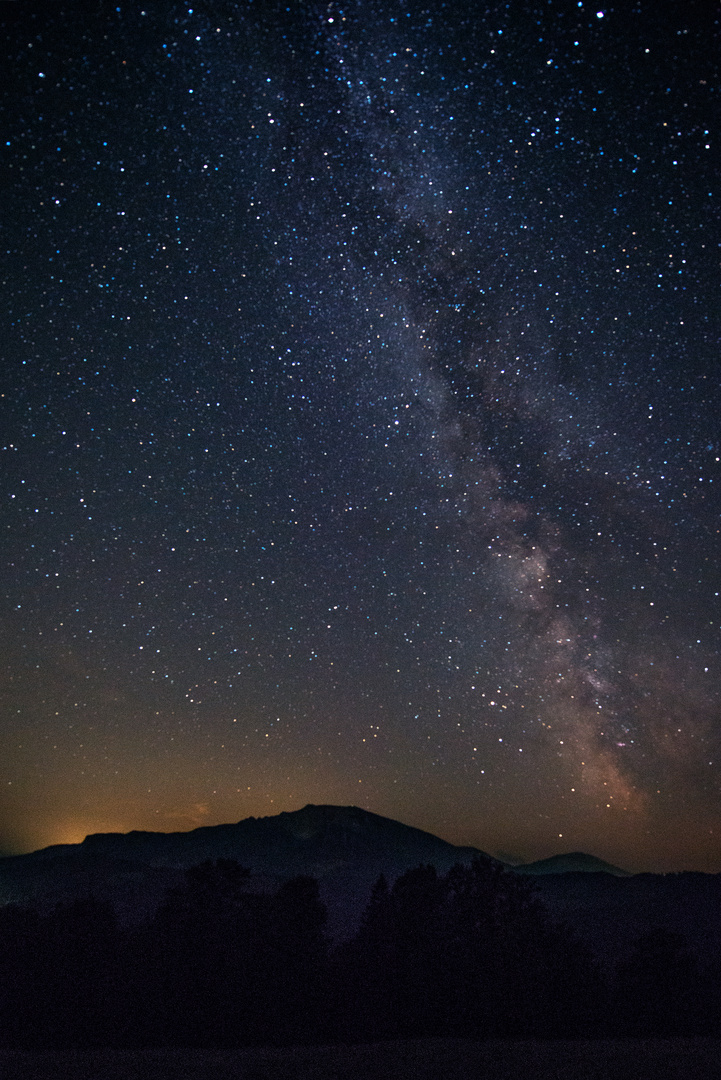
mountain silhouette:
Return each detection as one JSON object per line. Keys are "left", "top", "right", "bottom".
{"left": 514, "top": 852, "right": 632, "bottom": 876}
{"left": 74, "top": 802, "right": 493, "bottom": 872}
{"left": 0, "top": 805, "right": 495, "bottom": 932}
{"left": 1, "top": 805, "right": 719, "bottom": 961}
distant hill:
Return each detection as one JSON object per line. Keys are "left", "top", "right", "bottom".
{"left": 514, "top": 851, "right": 632, "bottom": 876}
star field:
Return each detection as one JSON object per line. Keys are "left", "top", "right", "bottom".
{"left": 1, "top": 0, "right": 719, "bottom": 869}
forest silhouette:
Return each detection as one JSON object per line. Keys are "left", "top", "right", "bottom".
{"left": 0, "top": 856, "right": 718, "bottom": 1048}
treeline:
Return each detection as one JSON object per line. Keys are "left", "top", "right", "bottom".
{"left": 0, "top": 857, "right": 718, "bottom": 1047}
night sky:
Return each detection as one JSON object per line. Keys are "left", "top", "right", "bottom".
{"left": 1, "top": 0, "right": 719, "bottom": 872}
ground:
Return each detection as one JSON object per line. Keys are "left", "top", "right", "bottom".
{"left": 1, "top": 1039, "right": 720, "bottom": 1080}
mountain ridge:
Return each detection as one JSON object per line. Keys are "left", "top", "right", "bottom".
{"left": 2, "top": 804, "right": 628, "bottom": 876}
{"left": 0, "top": 804, "right": 497, "bottom": 932}
{"left": 2, "top": 804, "right": 721, "bottom": 963}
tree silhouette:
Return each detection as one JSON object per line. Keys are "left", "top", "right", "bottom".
{"left": 125, "top": 860, "right": 329, "bottom": 1046}
{"left": 613, "top": 927, "right": 702, "bottom": 1036}
{"left": 332, "top": 873, "right": 398, "bottom": 1040}
{"left": 10, "top": 857, "right": 719, "bottom": 1046}
{"left": 335, "top": 858, "right": 604, "bottom": 1040}
{"left": 0, "top": 903, "right": 43, "bottom": 1045}
{"left": 260, "top": 875, "right": 329, "bottom": 1044}
{"left": 0, "top": 897, "right": 120, "bottom": 1047}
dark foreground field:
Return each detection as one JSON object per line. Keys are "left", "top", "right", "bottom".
{"left": 1, "top": 1039, "right": 720, "bottom": 1080}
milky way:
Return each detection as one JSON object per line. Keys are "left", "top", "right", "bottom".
{"left": 1, "top": 0, "right": 718, "bottom": 869}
